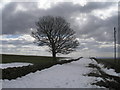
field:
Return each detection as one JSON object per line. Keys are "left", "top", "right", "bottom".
{"left": 95, "top": 57, "right": 120, "bottom": 73}
{"left": 1, "top": 54, "right": 76, "bottom": 80}
{"left": 1, "top": 55, "right": 120, "bottom": 89}
{"left": 1, "top": 54, "right": 65, "bottom": 64}
{"left": 0, "top": 54, "right": 65, "bottom": 80}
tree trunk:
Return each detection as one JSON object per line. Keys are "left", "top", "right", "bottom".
{"left": 52, "top": 50, "right": 56, "bottom": 58}
{"left": 51, "top": 43, "right": 56, "bottom": 60}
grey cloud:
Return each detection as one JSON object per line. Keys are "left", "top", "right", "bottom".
{"left": 79, "top": 40, "right": 114, "bottom": 53}
{"left": 1, "top": 1, "right": 118, "bottom": 54}
{"left": 0, "top": 35, "right": 51, "bottom": 55}
{"left": 75, "top": 14, "right": 118, "bottom": 42}
{"left": 1, "top": 38, "right": 33, "bottom": 47}
{"left": 82, "top": 2, "right": 115, "bottom": 12}
{"left": 2, "top": 2, "right": 115, "bottom": 34}
{"left": 47, "top": 2, "right": 115, "bottom": 16}
{"left": 2, "top": 2, "right": 39, "bottom": 34}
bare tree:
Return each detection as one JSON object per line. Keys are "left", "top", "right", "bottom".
{"left": 31, "top": 16, "right": 79, "bottom": 59}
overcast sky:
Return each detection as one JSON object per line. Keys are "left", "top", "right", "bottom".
{"left": 0, "top": 0, "right": 119, "bottom": 57}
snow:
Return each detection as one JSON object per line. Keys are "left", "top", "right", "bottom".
{"left": 0, "top": 63, "right": 33, "bottom": 69}
{"left": 1, "top": 58, "right": 102, "bottom": 88}
{"left": 118, "top": 73, "right": 120, "bottom": 77}
{"left": 103, "top": 68, "right": 118, "bottom": 76}
{"left": 97, "top": 63, "right": 119, "bottom": 77}
{"left": 91, "top": 59, "right": 119, "bottom": 77}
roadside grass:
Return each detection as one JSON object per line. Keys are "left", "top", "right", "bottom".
{"left": 91, "top": 57, "right": 120, "bottom": 73}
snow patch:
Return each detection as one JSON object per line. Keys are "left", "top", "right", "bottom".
{"left": 118, "top": 73, "right": 120, "bottom": 77}
{"left": 91, "top": 60, "right": 119, "bottom": 77}
{"left": 97, "top": 64, "right": 118, "bottom": 76}
{"left": 0, "top": 63, "right": 33, "bottom": 69}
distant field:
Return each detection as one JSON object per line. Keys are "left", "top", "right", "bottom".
{"left": 95, "top": 58, "right": 120, "bottom": 73}
{"left": 1, "top": 54, "right": 65, "bottom": 64}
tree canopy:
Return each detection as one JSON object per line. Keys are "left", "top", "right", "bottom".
{"left": 31, "top": 16, "right": 79, "bottom": 58}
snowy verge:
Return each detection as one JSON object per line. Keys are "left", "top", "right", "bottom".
{"left": 0, "top": 63, "right": 33, "bottom": 69}
{"left": 98, "top": 64, "right": 119, "bottom": 77}
{"left": 91, "top": 59, "right": 120, "bottom": 77}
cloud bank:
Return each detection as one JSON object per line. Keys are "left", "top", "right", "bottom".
{"left": 1, "top": 1, "right": 119, "bottom": 57}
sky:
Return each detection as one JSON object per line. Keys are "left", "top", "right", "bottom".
{"left": 0, "top": 0, "right": 119, "bottom": 57}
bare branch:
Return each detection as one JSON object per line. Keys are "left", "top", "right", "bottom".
{"left": 31, "top": 16, "right": 79, "bottom": 58}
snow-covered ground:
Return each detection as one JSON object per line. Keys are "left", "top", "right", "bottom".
{"left": 92, "top": 59, "right": 120, "bottom": 77}
{"left": 0, "top": 63, "right": 33, "bottom": 69}
{"left": 1, "top": 58, "right": 103, "bottom": 88}
{"left": 98, "top": 63, "right": 119, "bottom": 77}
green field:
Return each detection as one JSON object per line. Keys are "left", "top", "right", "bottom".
{"left": 1, "top": 54, "right": 65, "bottom": 64}
{"left": 95, "top": 58, "right": 120, "bottom": 73}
